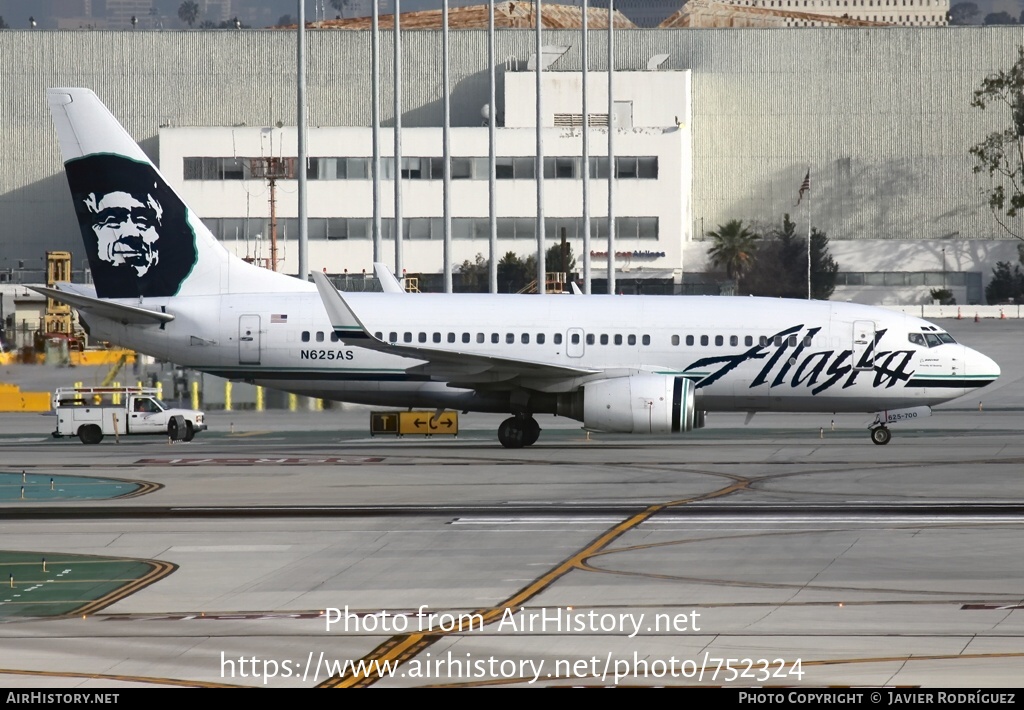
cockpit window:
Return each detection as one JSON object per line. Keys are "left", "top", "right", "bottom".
{"left": 910, "top": 331, "right": 957, "bottom": 348}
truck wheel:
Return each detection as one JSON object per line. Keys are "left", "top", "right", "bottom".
{"left": 168, "top": 418, "right": 180, "bottom": 441}
{"left": 183, "top": 422, "right": 195, "bottom": 442}
{"left": 78, "top": 425, "right": 103, "bottom": 445}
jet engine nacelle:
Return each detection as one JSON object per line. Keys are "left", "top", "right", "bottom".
{"left": 582, "top": 375, "right": 697, "bottom": 434}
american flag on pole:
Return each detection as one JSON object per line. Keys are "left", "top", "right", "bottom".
{"left": 796, "top": 169, "right": 810, "bottom": 206}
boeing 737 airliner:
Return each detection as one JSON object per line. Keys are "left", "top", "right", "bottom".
{"left": 33, "top": 88, "right": 1001, "bottom": 447}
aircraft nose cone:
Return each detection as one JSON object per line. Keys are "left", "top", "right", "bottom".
{"left": 964, "top": 346, "right": 1000, "bottom": 384}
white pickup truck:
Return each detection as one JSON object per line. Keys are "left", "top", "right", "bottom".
{"left": 52, "top": 386, "right": 207, "bottom": 444}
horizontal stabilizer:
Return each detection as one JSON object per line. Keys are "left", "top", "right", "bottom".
{"left": 29, "top": 285, "right": 175, "bottom": 325}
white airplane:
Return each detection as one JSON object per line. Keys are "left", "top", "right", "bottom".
{"left": 35, "top": 88, "right": 1000, "bottom": 448}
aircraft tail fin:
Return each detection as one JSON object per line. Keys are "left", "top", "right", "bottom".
{"left": 47, "top": 88, "right": 306, "bottom": 299}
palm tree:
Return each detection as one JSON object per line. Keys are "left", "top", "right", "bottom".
{"left": 707, "top": 219, "right": 759, "bottom": 291}
{"left": 178, "top": 1, "right": 200, "bottom": 27}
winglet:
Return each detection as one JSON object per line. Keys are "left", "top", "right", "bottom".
{"left": 311, "top": 271, "right": 372, "bottom": 341}
{"left": 374, "top": 262, "right": 405, "bottom": 294}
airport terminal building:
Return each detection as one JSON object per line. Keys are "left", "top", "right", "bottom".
{"left": 2, "top": 23, "right": 1024, "bottom": 306}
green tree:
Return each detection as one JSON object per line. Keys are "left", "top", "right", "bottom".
{"left": 707, "top": 219, "right": 760, "bottom": 292}
{"left": 178, "top": 1, "right": 200, "bottom": 27}
{"left": 983, "top": 11, "right": 1016, "bottom": 25}
{"left": 984, "top": 260, "right": 1024, "bottom": 303}
{"left": 949, "top": 2, "right": 980, "bottom": 24}
{"left": 498, "top": 252, "right": 531, "bottom": 293}
{"left": 809, "top": 228, "right": 839, "bottom": 300}
{"left": 969, "top": 45, "right": 1024, "bottom": 239}
{"left": 456, "top": 253, "right": 489, "bottom": 293}
{"left": 547, "top": 241, "right": 576, "bottom": 275}
{"left": 737, "top": 215, "right": 837, "bottom": 300}
{"left": 740, "top": 214, "right": 805, "bottom": 298}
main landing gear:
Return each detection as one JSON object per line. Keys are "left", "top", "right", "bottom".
{"left": 869, "top": 424, "right": 891, "bottom": 446}
{"left": 497, "top": 414, "right": 541, "bottom": 449}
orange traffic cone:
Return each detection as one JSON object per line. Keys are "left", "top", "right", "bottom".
{"left": 957, "top": 307, "right": 962, "bottom": 320}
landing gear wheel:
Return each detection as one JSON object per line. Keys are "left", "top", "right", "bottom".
{"left": 498, "top": 417, "right": 525, "bottom": 449}
{"left": 522, "top": 417, "right": 541, "bottom": 446}
{"left": 870, "top": 426, "right": 891, "bottom": 446}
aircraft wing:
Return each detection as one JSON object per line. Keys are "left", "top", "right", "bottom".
{"left": 312, "top": 272, "right": 597, "bottom": 386}
{"left": 29, "top": 284, "right": 175, "bottom": 325}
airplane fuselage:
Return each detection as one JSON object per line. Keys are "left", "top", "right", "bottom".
{"left": 79, "top": 290, "right": 992, "bottom": 416}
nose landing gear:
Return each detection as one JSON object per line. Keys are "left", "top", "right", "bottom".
{"left": 869, "top": 425, "right": 891, "bottom": 446}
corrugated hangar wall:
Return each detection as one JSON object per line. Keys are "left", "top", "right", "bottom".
{"left": 2, "top": 26, "right": 1024, "bottom": 269}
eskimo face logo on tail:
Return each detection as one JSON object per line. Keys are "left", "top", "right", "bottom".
{"left": 65, "top": 154, "right": 197, "bottom": 298}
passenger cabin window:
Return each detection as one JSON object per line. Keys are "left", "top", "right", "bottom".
{"left": 537, "top": 333, "right": 546, "bottom": 344}
{"left": 375, "top": 331, "right": 383, "bottom": 340}
{"left": 448, "top": 333, "right": 456, "bottom": 343}
{"left": 686, "top": 335, "right": 695, "bottom": 346}
{"left": 554, "top": 333, "right": 563, "bottom": 345}
{"left": 404, "top": 332, "right": 412, "bottom": 343}
{"left": 419, "top": 332, "right": 427, "bottom": 343}
{"left": 586, "top": 334, "right": 595, "bottom": 345}
{"left": 432, "top": 333, "right": 441, "bottom": 343}
{"left": 492, "top": 333, "right": 499, "bottom": 344}
{"left": 672, "top": 335, "right": 680, "bottom": 346}
{"left": 331, "top": 332, "right": 341, "bottom": 342}
{"left": 628, "top": 334, "right": 636, "bottom": 346}
{"left": 600, "top": 334, "right": 609, "bottom": 345}
{"left": 477, "top": 333, "right": 485, "bottom": 343}
{"left": 506, "top": 333, "right": 515, "bottom": 344}
{"left": 614, "top": 334, "right": 623, "bottom": 345}
{"left": 571, "top": 333, "right": 580, "bottom": 344}
{"left": 301, "top": 331, "right": 311, "bottom": 342}
{"left": 462, "top": 333, "right": 470, "bottom": 343}
{"left": 316, "top": 331, "right": 325, "bottom": 342}
{"left": 715, "top": 335, "right": 723, "bottom": 346}
{"left": 389, "top": 332, "right": 397, "bottom": 342}
{"left": 642, "top": 335, "right": 650, "bottom": 346}
{"left": 700, "top": 335, "right": 709, "bottom": 346}
{"left": 521, "top": 334, "right": 530, "bottom": 344}
{"left": 745, "top": 336, "right": 753, "bottom": 346}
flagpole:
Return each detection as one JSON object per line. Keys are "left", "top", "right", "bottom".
{"left": 806, "top": 166, "right": 811, "bottom": 300}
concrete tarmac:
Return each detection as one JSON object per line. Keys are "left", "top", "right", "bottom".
{"left": 0, "top": 319, "right": 1020, "bottom": 688}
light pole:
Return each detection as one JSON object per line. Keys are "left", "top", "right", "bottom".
{"left": 942, "top": 247, "right": 947, "bottom": 290}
